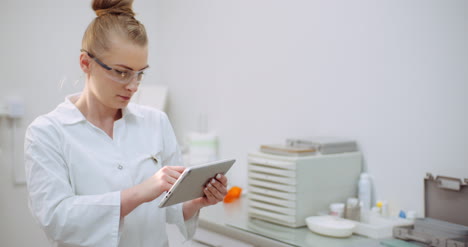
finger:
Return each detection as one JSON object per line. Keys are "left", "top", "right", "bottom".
{"left": 206, "top": 183, "right": 224, "bottom": 201}
{"left": 214, "top": 174, "right": 228, "bottom": 187}
{"left": 158, "top": 169, "right": 180, "bottom": 184}
{"left": 208, "top": 178, "right": 227, "bottom": 195}
{"left": 167, "top": 176, "right": 178, "bottom": 185}
{"left": 203, "top": 186, "right": 217, "bottom": 203}
{"left": 160, "top": 174, "right": 178, "bottom": 186}
{"left": 161, "top": 182, "right": 174, "bottom": 192}
{"left": 164, "top": 166, "right": 185, "bottom": 179}
{"left": 168, "top": 166, "right": 186, "bottom": 172}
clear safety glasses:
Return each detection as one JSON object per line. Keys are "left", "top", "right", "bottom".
{"left": 81, "top": 49, "right": 148, "bottom": 84}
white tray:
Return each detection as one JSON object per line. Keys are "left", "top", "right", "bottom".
{"left": 351, "top": 215, "right": 413, "bottom": 239}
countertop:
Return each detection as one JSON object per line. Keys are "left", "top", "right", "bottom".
{"left": 198, "top": 196, "right": 384, "bottom": 247}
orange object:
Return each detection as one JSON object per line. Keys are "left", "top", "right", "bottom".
{"left": 223, "top": 186, "right": 242, "bottom": 203}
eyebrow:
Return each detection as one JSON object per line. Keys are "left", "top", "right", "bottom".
{"left": 115, "top": 64, "right": 150, "bottom": 72}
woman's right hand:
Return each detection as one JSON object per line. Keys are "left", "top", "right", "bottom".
{"left": 121, "top": 165, "right": 185, "bottom": 217}
{"left": 139, "top": 166, "right": 186, "bottom": 203}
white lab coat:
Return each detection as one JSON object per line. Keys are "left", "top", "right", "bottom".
{"left": 24, "top": 94, "right": 198, "bottom": 247}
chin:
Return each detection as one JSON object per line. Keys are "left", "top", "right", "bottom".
{"left": 107, "top": 99, "right": 129, "bottom": 110}
{"left": 116, "top": 101, "right": 130, "bottom": 109}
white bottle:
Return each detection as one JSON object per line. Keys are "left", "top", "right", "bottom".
{"left": 329, "top": 203, "right": 345, "bottom": 218}
{"left": 186, "top": 113, "right": 219, "bottom": 166}
{"left": 381, "top": 200, "right": 389, "bottom": 217}
{"left": 358, "top": 173, "right": 372, "bottom": 211}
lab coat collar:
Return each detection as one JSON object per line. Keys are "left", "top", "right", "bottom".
{"left": 55, "top": 93, "right": 144, "bottom": 125}
{"left": 122, "top": 102, "right": 144, "bottom": 119}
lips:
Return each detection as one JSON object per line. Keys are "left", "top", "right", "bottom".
{"left": 118, "top": 95, "right": 131, "bottom": 101}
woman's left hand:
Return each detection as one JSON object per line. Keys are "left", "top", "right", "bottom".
{"left": 197, "top": 174, "right": 228, "bottom": 207}
{"left": 183, "top": 174, "right": 228, "bottom": 220}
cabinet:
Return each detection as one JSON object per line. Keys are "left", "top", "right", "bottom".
{"left": 247, "top": 151, "right": 362, "bottom": 227}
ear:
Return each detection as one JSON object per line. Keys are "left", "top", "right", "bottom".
{"left": 79, "top": 53, "right": 91, "bottom": 73}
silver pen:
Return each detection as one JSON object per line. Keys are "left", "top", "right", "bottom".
{"left": 150, "top": 155, "right": 158, "bottom": 164}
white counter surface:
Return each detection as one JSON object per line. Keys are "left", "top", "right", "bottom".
{"left": 198, "top": 196, "right": 384, "bottom": 247}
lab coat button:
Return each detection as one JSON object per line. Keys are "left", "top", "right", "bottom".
{"left": 118, "top": 164, "right": 123, "bottom": 170}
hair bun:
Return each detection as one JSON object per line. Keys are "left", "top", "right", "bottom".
{"left": 93, "top": 0, "right": 135, "bottom": 18}
{"left": 95, "top": 7, "right": 134, "bottom": 18}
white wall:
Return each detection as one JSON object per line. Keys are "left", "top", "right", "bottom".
{"left": 0, "top": 1, "right": 159, "bottom": 246}
{"left": 1, "top": 0, "right": 467, "bottom": 246}
{"left": 153, "top": 0, "right": 468, "bottom": 217}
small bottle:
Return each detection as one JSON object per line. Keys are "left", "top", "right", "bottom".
{"left": 358, "top": 173, "right": 372, "bottom": 223}
{"left": 329, "top": 203, "right": 345, "bottom": 218}
{"left": 376, "top": 200, "right": 383, "bottom": 214}
{"left": 374, "top": 200, "right": 389, "bottom": 217}
{"left": 406, "top": 211, "right": 417, "bottom": 221}
{"left": 344, "top": 198, "right": 360, "bottom": 221}
{"left": 370, "top": 206, "right": 381, "bottom": 218}
{"left": 381, "top": 200, "right": 389, "bottom": 217}
{"left": 358, "top": 173, "right": 372, "bottom": 211}
{"left": 399, "top": 210, "right": 406, "bottom": 219}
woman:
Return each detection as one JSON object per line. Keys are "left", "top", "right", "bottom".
{"left": 24, "top": 1, "right": 228, "bottom": 246}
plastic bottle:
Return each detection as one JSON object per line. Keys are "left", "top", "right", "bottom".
{"left": 187, "top": 131, "right": 218, "bottom": 165}
{"left": 329, "top": 203, "right": 345, "bottom": 218}
{"left": 406, "top": 210, "right": 417, "bottom": 221}
{"left": 381, "top": 200, "right": 389, "bottom": 217}
{"left": 186, "top": 113, "right": 219, "bottom": 166}
{"left": 376, "top": 200, "right": 383, "bottom": 214}
{"left": 344, "top": 198, "right": 360, "bottom": 221}
{"left": 399, "top": 210, "right": 406, "bottom": 219}
{"left": 358, "top": 173, "right": 372, "bottom": 211}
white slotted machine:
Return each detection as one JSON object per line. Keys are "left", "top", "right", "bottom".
{"left": 247, "top": 151, "right": 362, "bottom": 228}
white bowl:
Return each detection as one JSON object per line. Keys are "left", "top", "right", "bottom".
{"left": 305, "top": 215, "right": 356, "bottom": 238}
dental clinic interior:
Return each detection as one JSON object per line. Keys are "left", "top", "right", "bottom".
{"left": 1, "top": 1, "right": 467, "bottom": 247}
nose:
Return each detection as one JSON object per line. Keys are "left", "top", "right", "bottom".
{"left": 125, "top": 80, "right": 139, "bottom": 93}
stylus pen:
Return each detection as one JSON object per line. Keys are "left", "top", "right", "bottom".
{"left": 150, "top": 155, "right": 158, "bottom": 164}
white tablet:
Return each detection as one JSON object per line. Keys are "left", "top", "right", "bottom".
{"left": 158, "top": 159, "right": 236, "bottom": 208}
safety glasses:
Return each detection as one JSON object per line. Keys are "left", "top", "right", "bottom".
{"left": 81, "top": 49, "right": 148, "bottom": 84}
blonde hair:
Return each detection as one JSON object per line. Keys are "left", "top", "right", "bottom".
{"left": 82, "top": 0, "right": 148, "bottom": 56}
